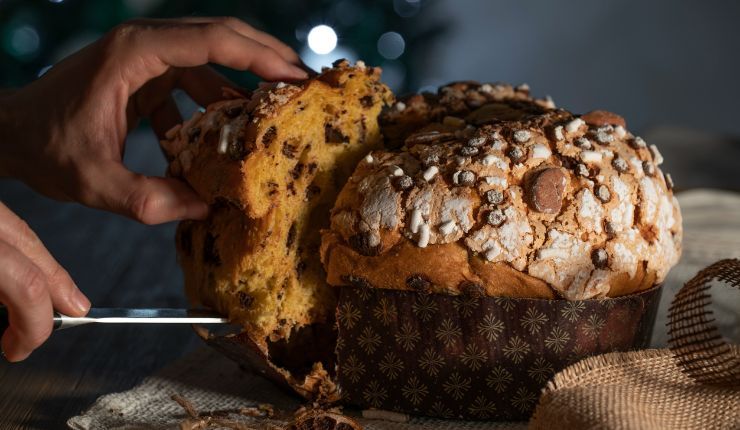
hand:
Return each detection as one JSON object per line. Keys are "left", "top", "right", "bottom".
{"left": 0, "top": 202, "right": 90, "bottom": 362}
{"left": 0, "top": 17, "right": 308, "bottom": 224}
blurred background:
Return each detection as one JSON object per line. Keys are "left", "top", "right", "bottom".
{"left": 0, "top": 1, "right": 738, "bottom": 426}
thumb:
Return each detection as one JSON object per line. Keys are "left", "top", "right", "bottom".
{"left": 88, "top": 163, "right": 209, "bottom": 225}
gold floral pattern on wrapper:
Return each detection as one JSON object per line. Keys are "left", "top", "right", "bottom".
{"left": 335, "top": 285, "right": 663, "bottom": 421}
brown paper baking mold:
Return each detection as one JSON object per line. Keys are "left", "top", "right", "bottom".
{"left": 335, "top": 284, "right": 662, "bottom": 420}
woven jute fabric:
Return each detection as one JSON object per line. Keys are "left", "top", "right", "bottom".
{"left": 529, "top": 259, "right": 740, "bottom": 430}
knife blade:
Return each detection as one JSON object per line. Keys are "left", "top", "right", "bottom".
{"left": 0, "top": 307, "right": 230, "bottom": 332}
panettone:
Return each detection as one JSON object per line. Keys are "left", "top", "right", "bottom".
{"left": 161, "top": 60, "right": 392, "bottom": 360}
{"left": 320, "top": 81, "right": 682, "bottom": 300}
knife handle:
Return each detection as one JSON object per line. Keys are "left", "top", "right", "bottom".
{"left": 0, "top": 306, "right": 64, "bottom": 334}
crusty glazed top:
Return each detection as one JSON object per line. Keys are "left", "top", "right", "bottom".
{"left": 326, "top": 81, "right": 682, "bottom": 300}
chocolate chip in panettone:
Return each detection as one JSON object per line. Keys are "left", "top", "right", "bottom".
{"left": 643, "top": 160, "right": 656, "bottom": 177}
{"left": 630, "top": 136, "right": 647, "bottom": 149}
{"left": 507, "top": 146, "right": 525, "bottom": 163}
{"left": 421, "top": 153, "right": 440, "bottom": 166}
{"left": 459, "top": 146, "right": 479, "bottom": 157}
{"left": 596, "top": 184, "right": 611, "bottom": 202}
{"left": 604, "top": 220, "right": 617, "bottom": 239}
{"left": 466, "top": 136, "right": 486, "bottom": 147}
{"left": 237, "top": 292, "right": 254, "bottom": 309}
{"left": 261, "top": 125, "right": 277, "bottom": 148}
{"left": 575, "top": 137, "right": 592, "bottom": 149}
{"left": 527, "top": 167, "right": 567, "bottom": 214}
{"left": 286, "top": 223, "right": 297, "bottom": 249}
{"left": 348, "top": 232, "right": 380, "bottom": 256}
{"left": 612, "top": 157, "right": 629, "bottom": 173}
{"left": 282, "top": 141, "right": 298, "bottom": 159}
{"left": 406, "top": 274, "right": 432, "bottom": 293}
{"left": 591, "top": 126, "right": 614, "bottom": 145}
{"left": 359, "top": 95, "right": 374, "bottom": 108}
{"left": 454, "top": 170, "right": 476, "bottom": 186}
{"left": 591, "top": 248, "right": 609, "bottom": 268}
{"left": 325, "top": 124, "right": 348, "bottom": 144}
{"left": 394, "top": 174, "right": 414, "bottom": 191}
{"left": 203, "top": 232, "right": 221, "bottom": 266}
{"left": 486, "top": 208, "right": 506, "bottom": 226}
{"left": 581, "top": 110, "right": 626, "bottom": 128}
{"left": 576, "top": 163, "right": 591, "bottom": 178}
{"left": 513, "top": 129, "right": 531, "bottom": 143}
{"left": 485, "top": 189, "right": 505, "bottom": 205}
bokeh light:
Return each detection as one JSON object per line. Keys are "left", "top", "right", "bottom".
{"left": 8, "top": 25, "right": 40, "bottom": 59}
{"left": 307, "top": 25, "right": 338, "bottom": 55}
{"left": 301, "top": 45, "right": 356, "bottom": 72}
{"left": 393, "top": 0, "right": 421, "bottom": 18}
{"left": 377, "top": 31, "right": 405, "bottom": 60}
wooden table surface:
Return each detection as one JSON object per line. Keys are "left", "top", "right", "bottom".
{"left": 0, "top": 128, "right": 738, "bottom": 429}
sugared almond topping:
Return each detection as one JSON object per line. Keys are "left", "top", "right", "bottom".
{"left": 528, "top": 167, "right": 567, "bottom": 214}
{"left": 565, "top": 118, "right": 585, "bottom": 133}
{"left": 575, "top": 137, "right": 592, "bottom": 149}
{"left": 592, "top": 127, "right": 614, "bottom": 144}
{"left": 395, "top": 101, "right": 406, "bottom": 112}
{"left": 485, "top": 189, "right": 505, "bottom": 205}
{"left": 591, "top": 248, "right": 609, "bottom": 268}
{"left": 364, "top": 153, "right": 374, "bottom": 164}
{"left": 486, "top": 208, "right": 506, "bottom": 226}
{"left": 513, "top": 129, "right": 531, "bottom": 143}
{"left": 531, "top": 143, "right": 552, "bottom": 160}
{"left": 391, "top": 165, "right": 404, "bottom": 176}
{"left": 630, "top": 136, "right": 647, "bottom": 149}
{"left": 595, "top": 184, "right": 611, "bottom": 202}
{"left": 507, "top": 146, "right": 525, "bottom": 162}
{"left": 467, "top": 136, "right": 486, "bottom": 147}
{"left": 459, "top": 146, "right": 479, "bottom": 156}
{"left": 580, "top": 150, "right": 603, "bottom": 164}
{"left": 612, "top": 157, "right": 628, "bottom": 173}
{"left": 422, "top": 165, "right": 439, "bottom": 181}
{"left": 395, "top": 175, "right": 414, "bottom": 190}
{"left": 553, "top": 125, "right": 564, "bottom": 141}
{"left": 417, "top": 223, "right": 431, "bottom": 248}
{"left": 649, "top": 144, "right": 664, "bottom": 165}
{"left": 581, "top": 110, "right": 626, "bottom": 128}
{"left": 665, "top": 172, "right": 674, "bottom": 190}
{"left": 217, "top": 124, "right": 232, "bottom": 154}
{"left": 409, "top": 209, "right": 423, "bottom": 234}
{"left": 614, "top": 125, "right": 627, "bottom": 138}
{"left": 439, "top": 220, "right": 457, "bottom": 235}
{"left": 453, "top": 170, "right": 476, "bottom": 186}
{"left": 643, "top": 160, "right": 656, "bottom": 177}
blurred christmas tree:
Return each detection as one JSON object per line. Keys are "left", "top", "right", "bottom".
{"left": 0, "top": 0, "right": 447, "bottom": 94}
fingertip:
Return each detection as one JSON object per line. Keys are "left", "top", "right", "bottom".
{"left": 1, "top": 330, "right": 29, "bottom": 363}
{"left": 187, "top": 200, "right": 210, "bottom": 221}
{"left": 287, "top": 64, "right": 309, "bottom": 80}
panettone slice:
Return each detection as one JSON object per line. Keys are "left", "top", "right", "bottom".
{"left": 162, "top": 60, "right": 392, "bottom": 400}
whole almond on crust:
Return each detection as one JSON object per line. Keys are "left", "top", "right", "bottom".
{"left": 581, "top": 110, "right": 626, "bottom": 128}
{"left": 528, "top": 167, "right": 568, "bottom": 214}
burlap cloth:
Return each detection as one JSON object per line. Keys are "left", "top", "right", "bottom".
{"left": 68, "top": 191, "right": 740, "bottom": 429}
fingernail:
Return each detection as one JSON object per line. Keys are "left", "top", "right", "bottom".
{"left": 288, "top": 65, "right": 309, "bottom": 80}
{"left": 188, "top": 200, "right": 209, "bottom": 220}
{"left": 73, "top": 292, "right": 91, "bottom": 315}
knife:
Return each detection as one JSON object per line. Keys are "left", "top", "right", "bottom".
{"left": 0, "top": 307, "right": 229, "bottom": 332}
